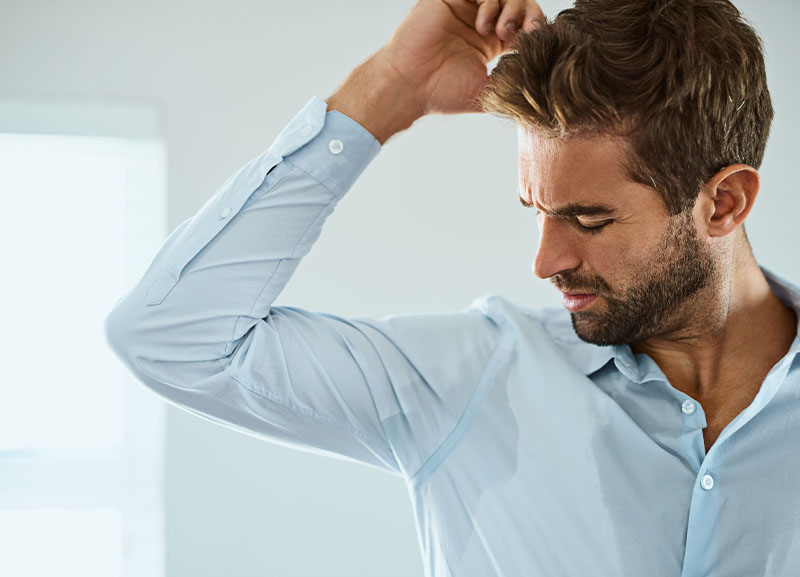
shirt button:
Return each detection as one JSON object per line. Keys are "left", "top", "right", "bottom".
{"left": 219, "top": 206, "right": 233, "bottom": 219}
{"left": 701, "top": 474, "right": 714, "bottom": 491}
{"left": 299, "top": 124, "right": 313, "bottom": 137}
{"left": 328, "top": 138, "right": 344, "bottom": 154}
{"left": 682, "top": 399, "right": 696, "bottom": 415}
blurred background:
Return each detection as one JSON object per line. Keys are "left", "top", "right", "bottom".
{"left": 1, "top": 0, "right": 797, "bottom": 575}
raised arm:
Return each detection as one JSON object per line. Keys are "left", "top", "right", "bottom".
{"left": 327, "top": 0, "right": 545, "bottom": 144}
{"left": 103, "top": 0, "right": 542, "bottom": 482}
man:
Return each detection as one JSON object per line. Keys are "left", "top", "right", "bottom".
{"left": 105, "top": 0, "right": 800, "bottom": 575}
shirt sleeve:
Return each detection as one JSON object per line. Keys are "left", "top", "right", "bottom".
{"left": 103, "top": 97, "right": 508, "bottom": 481}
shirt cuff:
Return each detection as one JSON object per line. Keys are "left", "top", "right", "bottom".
{"left": 283, "top": 106, "right": 382, "bottom": 199}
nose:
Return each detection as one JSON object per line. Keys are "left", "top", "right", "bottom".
{"left": 533, "top": 217, "right": 582, "bottom": 279}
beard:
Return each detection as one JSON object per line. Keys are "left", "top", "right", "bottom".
{"left": 552, "top": 211, "right": 717, "bottom": 346}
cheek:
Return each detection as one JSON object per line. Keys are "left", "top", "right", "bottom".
{"left": 582, "top": 235, "right": 650, "bottom": 283}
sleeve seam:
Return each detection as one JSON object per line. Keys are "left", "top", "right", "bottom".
{"left": 243, "top": 171, "right": 333, "bottom": 318}
{"left": 283, "top": 157, "right": 344, "bottom": 199}
{"left": 407, "top": 327, "right": 514, "bottom": 493}
{"left": 226, "top": 162, "right": 337, "bottom": 354}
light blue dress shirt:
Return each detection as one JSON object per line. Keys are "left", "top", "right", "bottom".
{"left": 105, "top": 97, "right": 800, "bottom": 577}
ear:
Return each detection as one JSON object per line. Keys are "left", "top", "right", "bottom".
{"left": 695, "top": 164, "right": 760, "bottom": 238}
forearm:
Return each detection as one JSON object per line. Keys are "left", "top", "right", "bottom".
{"left": 326, "top": 53, "right": 424, "bottom": 146}
{"left": 102, "top": 96, "right": 503, "bottom": 476}
{"left": 104, "top": 99, "right": 380, "bottom": 369}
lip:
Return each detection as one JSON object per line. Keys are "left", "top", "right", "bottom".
{"left": 561, "top": 293, "right": 598, "bottom": 312}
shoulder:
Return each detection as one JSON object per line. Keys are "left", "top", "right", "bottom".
{"left": 466, "top": 294, "right": 579, "bottom": 343}
{"left": 467, "top": 294, "right": 615, "bottom": 375}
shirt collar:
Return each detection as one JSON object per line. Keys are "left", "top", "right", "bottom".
{"left": 760, "top": 265, "right": 800, "bottom": 360}
{"left": 762, "top": 265, "right": 800, "bottom": 330}
{"left": 578, "top": 265, "right": 800, "bottom": 380}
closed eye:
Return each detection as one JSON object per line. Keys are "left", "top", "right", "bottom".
{"left": 535, "top": 209, "right": 613, "bottom": 234}
{"left": 575, "top": 219, "right": 612, "bottom": 234}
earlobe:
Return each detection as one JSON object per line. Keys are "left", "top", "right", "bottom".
{"left": 706, "top": 165, "right": 759, "bottom": 238}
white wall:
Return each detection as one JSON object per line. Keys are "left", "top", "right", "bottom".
{"left": 3, "top": 1, "right": 797, "bottom": 575}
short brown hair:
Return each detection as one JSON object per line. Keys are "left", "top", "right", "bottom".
{"left": 479, "top": 0, "right": 774, "bottom": 215}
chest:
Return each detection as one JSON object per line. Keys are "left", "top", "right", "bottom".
{"left": 421, "top": 365, "right": 800, "bottom": 577}
{"left": 699, "top": 384, "right": 763, "bottom": 453}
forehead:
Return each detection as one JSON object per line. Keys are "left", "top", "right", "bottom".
{"left": 516, "top": 127, "right": 656, "bottom": 210}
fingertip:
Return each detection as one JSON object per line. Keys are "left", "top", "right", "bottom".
{"left": 524, "top": 18, "right": 543, "bottom": 33}
{"left": 494, "top": 19, "right": 517, "bottom": 42}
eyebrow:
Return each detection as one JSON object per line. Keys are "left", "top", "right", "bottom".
{"left": 518, "top": 195, "right": 616, "bottom": 218}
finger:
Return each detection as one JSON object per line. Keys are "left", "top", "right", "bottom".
{"left": 495, "top": 0, "right": 527, "bottom": 42}
{"left": 522, "top": 1, "right": 546, "bottom": 33}
{"left": 442, "top": 0, "right": 479, "bottom": 29}
{"left": 475, "top": 0, "right": 501, "bottom": 36}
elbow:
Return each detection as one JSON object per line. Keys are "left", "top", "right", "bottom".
{"left": 104, "top": 298, "right": 148, "bottom": 375}
{"left": 103, "top": 292, "right": 238, "bottom": 394}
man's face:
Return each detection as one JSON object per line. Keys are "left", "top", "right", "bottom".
{"left": 518, "top": 129, "right": 716, "bottom": 346}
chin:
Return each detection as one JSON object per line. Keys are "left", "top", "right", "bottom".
{"left": 569, "top": 312, "right": 634, "bottom": 347}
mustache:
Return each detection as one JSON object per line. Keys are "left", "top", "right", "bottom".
{"left": 551, "top": 272, "right": 612, "bottom": 294}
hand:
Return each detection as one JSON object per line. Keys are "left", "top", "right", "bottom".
{"left": 379, "top": 0, "right": 545, "bottom": 116}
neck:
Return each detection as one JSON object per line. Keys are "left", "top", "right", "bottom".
{"left": 631, "top": 237, "right": 797, "bottom": 400}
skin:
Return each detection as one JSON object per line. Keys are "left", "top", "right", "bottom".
{"left": 325, "top": 0, "right": 798, "bottom": 453}
{"left": 326, "top": 0, "right": 546, "bottom": 144}
{"left": 519, "top": 128, "right": 798, "bottom": 452}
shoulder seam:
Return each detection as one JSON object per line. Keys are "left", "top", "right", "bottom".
{"left": 407, "top": 329, "right": 515, "bottom": 493}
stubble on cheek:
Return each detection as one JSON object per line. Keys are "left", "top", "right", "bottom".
{"left": 567, "top": 215, "right": 716, "bottom": 346}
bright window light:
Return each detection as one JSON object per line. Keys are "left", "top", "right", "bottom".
{"left": 0, "top": 111, "right": 167, "bottom": 577}
{"left": 0, "top": 508, "right": 123, "bottom": 577}
{"left": 0, "top": 133, "right": 129, "bottom": 452}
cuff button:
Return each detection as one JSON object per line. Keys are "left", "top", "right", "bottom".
{"left": 328, "top": 138, "right": 344, "bottom": 155}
